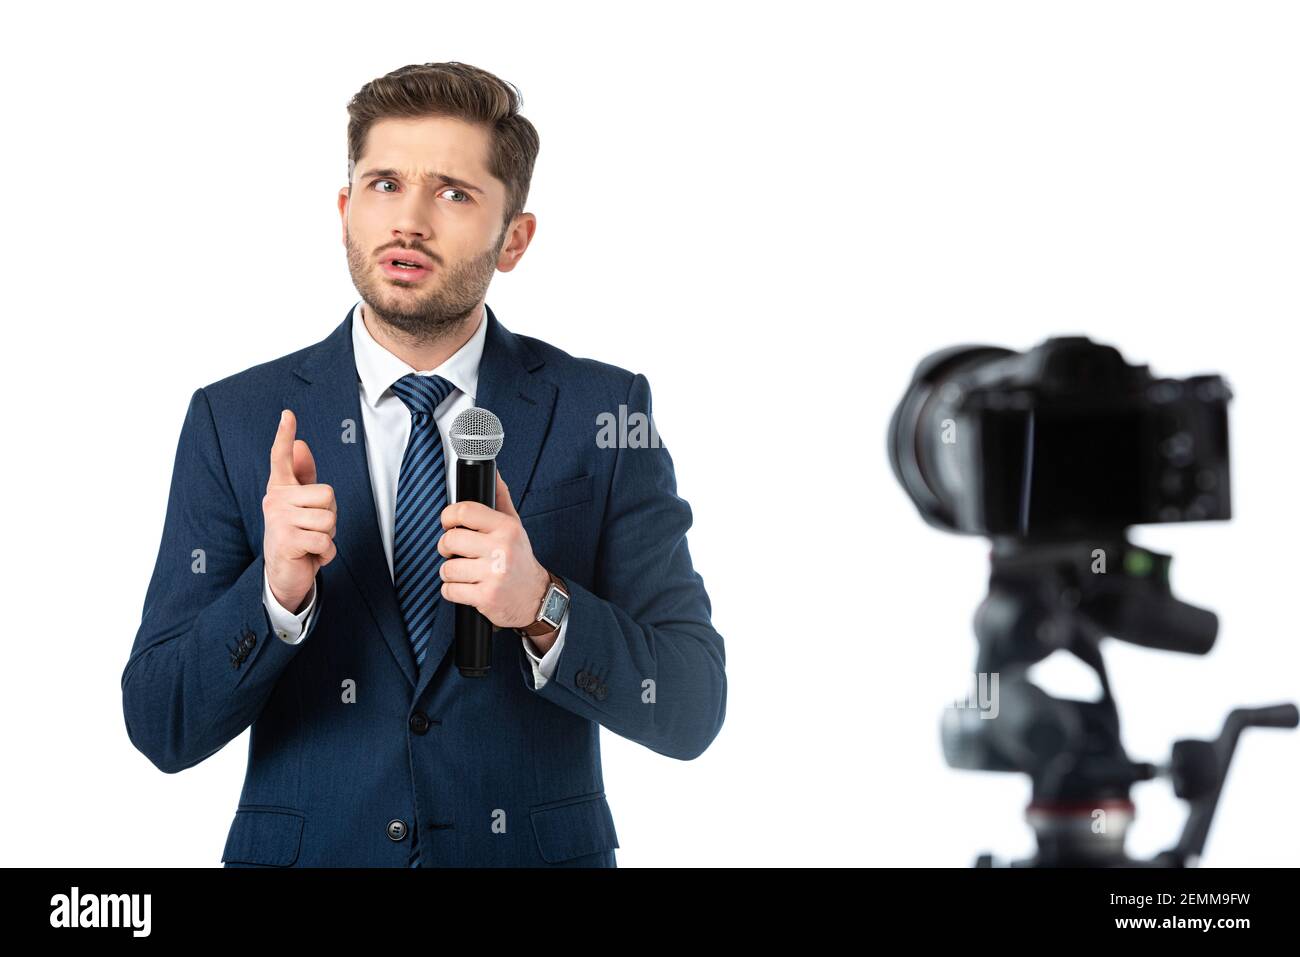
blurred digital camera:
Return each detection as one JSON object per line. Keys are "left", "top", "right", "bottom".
{"left": 887, "top": 335, "right": 1232, "bottom": 539}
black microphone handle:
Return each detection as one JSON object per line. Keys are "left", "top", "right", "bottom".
{"left": 454, "top": 457, "right": 496, "bottom": 677}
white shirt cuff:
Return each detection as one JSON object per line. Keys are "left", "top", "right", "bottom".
{"left": 522, "top": 608, "right": 569, "bottom": 689}
{"left": 263, "top": 565, "right": 318, "bottom": 645}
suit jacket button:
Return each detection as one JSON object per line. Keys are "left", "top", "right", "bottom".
{"left": 575, "top": 670, "right": 592, "bottom": 689}
{"left": 409, "top": 712, "right": 430, "bottom": 735}
{"left": 387, "top": 819, "right": 408, "bottom": 841}
{"left": 594, "top": 684, "right": 609, "bottom": 701}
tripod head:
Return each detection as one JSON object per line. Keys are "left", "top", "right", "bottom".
{"left": 942, "top": 535, "right": 1296, "bottom": 866}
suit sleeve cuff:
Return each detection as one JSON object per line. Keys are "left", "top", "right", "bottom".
{"left": 521, "top": 608, "right": 569, "bottom": 688}
{"left": 263, "top": 566, "right": 317, "bottom": 645}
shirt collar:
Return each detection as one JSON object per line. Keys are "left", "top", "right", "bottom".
{"left": 351, "top": 299, "right": 488, "bottom": 411}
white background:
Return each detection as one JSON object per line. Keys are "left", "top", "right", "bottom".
{"left": 2, "top": 1, "right": 1296, "bottom": 866}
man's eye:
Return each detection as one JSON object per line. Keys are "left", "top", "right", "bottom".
{"left": 369, "top": 180, "right": 466, "bottom": 203}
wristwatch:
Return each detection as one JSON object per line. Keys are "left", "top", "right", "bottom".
{"left": 517, "top": 570, "right": 570, "bottom": 638}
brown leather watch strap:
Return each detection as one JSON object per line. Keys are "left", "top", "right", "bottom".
{"left": 517, "top": 571, "right": 569, "bottom": 638}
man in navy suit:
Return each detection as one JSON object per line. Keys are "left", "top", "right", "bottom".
{"left": 121, "top": 62, "right": 726, "bottom": 867}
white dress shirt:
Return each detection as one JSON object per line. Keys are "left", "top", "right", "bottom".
{"left": 262, "top": 299, "right": 568, "bottom": 688}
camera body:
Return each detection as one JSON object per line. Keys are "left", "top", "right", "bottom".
{"left": 888, "top": 335, "right": 1232, "bottom": 539}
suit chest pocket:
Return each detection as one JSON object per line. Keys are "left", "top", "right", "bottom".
{"left": 519, "top": 473, "right": 593, "bottom": 519}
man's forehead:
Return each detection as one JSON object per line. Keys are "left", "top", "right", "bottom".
{"left": 361, "top": 117, "right": 494, "bottom": 183}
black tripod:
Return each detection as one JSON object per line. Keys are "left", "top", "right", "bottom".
{"left": 942, "top": 535, "right": 1298, "bottom": 867}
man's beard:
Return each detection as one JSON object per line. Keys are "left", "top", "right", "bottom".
{"left": 345, "top": 225, "right": 504, "bottom": 344}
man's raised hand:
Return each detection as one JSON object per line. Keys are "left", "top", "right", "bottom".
{"left": 263, "top": 409, "right": 337, "bottom": 613}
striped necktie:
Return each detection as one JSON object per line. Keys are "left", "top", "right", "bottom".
{"left": 390, "top": 372, "right": 456, "bottom": 868}
{"left": 391, "top": 372, "right": 457, "bottom": 671}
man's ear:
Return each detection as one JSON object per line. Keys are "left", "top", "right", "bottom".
{"left": 338, "top": 187, "right": 349, "bottom": 242}
{"left": 496, "top": 212, "right": 537, "bottom": 273}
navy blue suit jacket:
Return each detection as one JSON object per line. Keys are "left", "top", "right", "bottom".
{"left": 121, "top": 304, "right": 726, "bottom": 866}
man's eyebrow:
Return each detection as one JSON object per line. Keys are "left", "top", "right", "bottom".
{"left": 358, "top": 167, "right": 485, "bottom": 194}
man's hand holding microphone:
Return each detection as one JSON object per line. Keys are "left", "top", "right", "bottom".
{"left": 263, "top": 410, "right": 337, "bottom": 614}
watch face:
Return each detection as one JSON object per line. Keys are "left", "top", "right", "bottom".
{"left": 541, "top": 586, "right": 569, "bottom": 626}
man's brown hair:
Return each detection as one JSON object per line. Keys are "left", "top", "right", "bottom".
{"left": 345, "top": 62, "right": 540, "bottom": 228}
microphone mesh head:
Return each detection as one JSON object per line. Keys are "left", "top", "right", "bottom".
{"left": 450, "top": 407, "right": 504, "bottom": 460}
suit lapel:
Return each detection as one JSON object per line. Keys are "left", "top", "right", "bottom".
{"left": 291, "top": 303, "right": 558, "bottom": 698}
{"left": 289, "top": 309, "right": 419, "bottom": 689}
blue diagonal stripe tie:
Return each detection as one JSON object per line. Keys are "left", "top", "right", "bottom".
{"left": 389, "top": 372, "right": 456, "bottom": 867}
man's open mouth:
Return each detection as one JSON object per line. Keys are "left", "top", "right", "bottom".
{"left": 381, "top": 257, "right": 432, "bottom": 279}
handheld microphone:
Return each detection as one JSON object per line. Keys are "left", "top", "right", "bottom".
{"left": 448, "top": 407, "right": 504, "bottom": 678}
